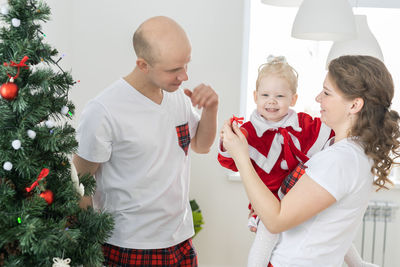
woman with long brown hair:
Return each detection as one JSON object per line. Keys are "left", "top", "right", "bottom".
{"left": 221, "top": 55, "right": 400, "bottom": 266}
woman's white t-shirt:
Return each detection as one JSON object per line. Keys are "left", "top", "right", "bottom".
{"left": 76, "top": 78, "right": 200, "bottom": 249}
{"left": 271, "top": 138, "right": 374, "bottom": 267}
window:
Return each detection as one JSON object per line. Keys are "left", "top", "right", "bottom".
{"left": 243, "top": 1, "right": 400, "bottom": 185}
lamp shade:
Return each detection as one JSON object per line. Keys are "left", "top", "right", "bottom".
{"left": 291, "top": 0, "right": 356, "bottom": 41}
{"left": 326, "top": 15, "right": 384, "bottom": 68}
{"left": 261, "top": 0, "right": 303, "bottom": 7}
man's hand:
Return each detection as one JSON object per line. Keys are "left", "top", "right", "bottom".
{"left": 185, "top": 83, "right": 218, "bottom": 154}
{"left": 79, "top": 196, "right": 93, "bottom": 209}
{"left": 184, "top": 83, "right": 218, "bottom": 110}
{"left": 73, "top": 155, "right": 100, "bottom": 209}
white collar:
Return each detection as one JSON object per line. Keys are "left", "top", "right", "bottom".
{"left": 249, "top": 109, "right": 302, "bottom": 137}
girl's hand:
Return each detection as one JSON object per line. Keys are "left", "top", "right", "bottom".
{"left": 221, "top": 120, "right": 249, "bottom": 163}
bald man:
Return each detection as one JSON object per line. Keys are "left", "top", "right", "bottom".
{"left": 73, "top": 16, "right": 218, "bottom": 266}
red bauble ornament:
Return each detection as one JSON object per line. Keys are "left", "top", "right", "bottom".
{"left": 0, "top": 82, "right": 18, "bottom": 100}
{"left": 40, "top": 189, "right": 54, "bottom": 205}
{"left": 229, "top": 115, "right": 249, "bottom": 139}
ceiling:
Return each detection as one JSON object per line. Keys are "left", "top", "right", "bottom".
{"left": 349, "top": 0, "right": 400, "bottom": 8}
{"left": 261, "top": 0, "right": 400, "bottom": 8}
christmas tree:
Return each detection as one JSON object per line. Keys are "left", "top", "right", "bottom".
{"left": 0, "top": 0, "right": 114, "bottom": 266}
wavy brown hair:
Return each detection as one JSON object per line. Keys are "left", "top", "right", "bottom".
{"left": 328, "top": 55, "right": 400, "bottom": 189}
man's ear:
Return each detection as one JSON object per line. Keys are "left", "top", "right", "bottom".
{"left": 136, "top": 58, "right": 149, "bottom": 73}
{"left": 350, "top": 97, "right": 364, "bottom": 114}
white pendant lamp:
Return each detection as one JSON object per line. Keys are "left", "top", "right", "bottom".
{"left": 326, "top": 15, "right": 384, "bottom": 68}
{"left": 261, "top": 0, "right": 303, "bottom": 7}
{"left": 291, "top": 0, "right": 356, "bottom": 41}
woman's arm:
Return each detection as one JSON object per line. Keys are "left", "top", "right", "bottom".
{"left": 221, "top": 121, "right": 336, "bottom": 233}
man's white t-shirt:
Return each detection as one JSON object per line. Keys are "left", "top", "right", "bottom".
{"left": 76, "top": 78, "right": 200, "bottom": 249}
{"left": 271, "top": 138, "right": 374, "bottom": 267}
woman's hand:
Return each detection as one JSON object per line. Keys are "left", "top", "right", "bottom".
{"left": 221, "top": 120, "right": 250, "bottom": 164}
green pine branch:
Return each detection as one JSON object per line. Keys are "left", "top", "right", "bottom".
{"left": 0, "top": 1, "right": 114, "bottom": 266}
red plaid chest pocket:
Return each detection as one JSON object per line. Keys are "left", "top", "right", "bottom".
{"left": 176, "top": 122, "right": 191, "bottom": 156}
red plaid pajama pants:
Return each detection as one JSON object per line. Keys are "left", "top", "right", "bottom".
{"left": 102, "top": 239, "right": 198, "bottom": 267}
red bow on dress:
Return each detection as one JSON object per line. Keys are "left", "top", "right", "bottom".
{"left": 278, "top": 127, "right": 309, "bottom": 171}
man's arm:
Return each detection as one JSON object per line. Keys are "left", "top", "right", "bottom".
{"left": 72, "top": 154, "right": 100, "bottom": 209}
{"left": 184, "top": 84, "right": 218, "bottom": 154}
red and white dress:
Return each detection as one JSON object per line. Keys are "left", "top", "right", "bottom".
{"left": 218, "top": 109, "right": 334, "bottom": 199}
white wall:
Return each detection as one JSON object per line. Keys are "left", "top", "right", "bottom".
{"left": 42, "top": 1, "right": 400, "bottom": 266}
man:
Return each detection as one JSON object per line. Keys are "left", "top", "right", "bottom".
{"left": 73, "top": 16, "right": 218, "bottom": 266}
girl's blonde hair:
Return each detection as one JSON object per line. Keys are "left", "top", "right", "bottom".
{"left": 256, "top": 55, "right": 298, "bottom": 94}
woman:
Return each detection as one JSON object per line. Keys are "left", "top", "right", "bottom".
{"left": 221, "top": 55, "right": 400, "bottom": 266}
